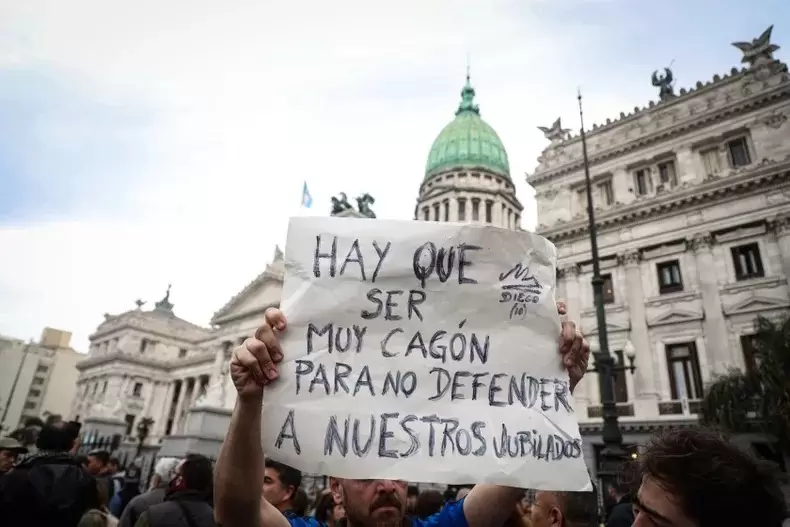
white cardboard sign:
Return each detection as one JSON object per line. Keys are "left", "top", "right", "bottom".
{"left": 262, "top": 216, "right": 591, "bottom": 491}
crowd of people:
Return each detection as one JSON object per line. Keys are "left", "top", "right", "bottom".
{"left": 0, "top": 305, "right": 788, "bottom": 526}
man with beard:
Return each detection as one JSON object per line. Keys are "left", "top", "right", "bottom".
{"left": 214, "top": 305, "right": 590, "bottom": 527}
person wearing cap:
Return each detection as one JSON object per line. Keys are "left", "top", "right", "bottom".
{"left": 0, "top": 436, "right": 28, "bottom": 475}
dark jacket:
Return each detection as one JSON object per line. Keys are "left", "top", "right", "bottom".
{"left": 137, "top": 490, "right": 215, "bottom": 527}
{"left": 119, "top": 486, "right": 167, "bottom": 527}
{"left": 0, "top": 451, "right": 100, "bottom": 527}
{"left": 606, "top": 496, "right": 635, "bottom": 527}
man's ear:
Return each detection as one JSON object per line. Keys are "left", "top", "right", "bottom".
{"left": 284, "top": 485, "right": 295, "bottom": 502}
{"left": 549, "top": 505, "right": 564, "bottom": 527}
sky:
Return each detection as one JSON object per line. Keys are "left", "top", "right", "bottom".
{"left": 0, "top": 0, "right": 787, "bottom": 351}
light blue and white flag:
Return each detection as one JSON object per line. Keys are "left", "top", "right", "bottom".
{"left": 301, "top": 182, "right": 313, "bottom": 209}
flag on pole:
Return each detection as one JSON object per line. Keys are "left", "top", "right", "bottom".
{"left": 301, "top": 182, "right": 313, "bottom": 209}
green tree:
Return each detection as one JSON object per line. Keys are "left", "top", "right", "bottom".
{"left": 701, "top": 315, "right": 790, "bottom": 454}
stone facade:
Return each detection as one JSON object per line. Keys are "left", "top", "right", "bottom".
{"left": 72, "top": 248, "right": 286, "bottom": 445}
{"left": 529, "top": 28, "right": 790, "bottom": 474}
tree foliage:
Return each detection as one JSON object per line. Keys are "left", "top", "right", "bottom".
{"left": 701, "top": 315, "right": 790, "bottom": 454}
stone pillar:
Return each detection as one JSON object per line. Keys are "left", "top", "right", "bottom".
{"left": 619, "top": 250, "right": 658, "bottom": 399}
{"left": 561, "top": 264, "right": 589, "bottom": 406}
{"left": 769, "top": 215, "right": 790, "bottom": 280}
{"left": 171, "top": 379, "right": 189, "bottom": 434}
{"left": 156, "top": 382, "right": 175, "bottom": 436}
{"left": 689, "top": 234, "right": 731, "bottom": 372}
{"left": 142, "top": 381, "right": 156, "bottom": 418}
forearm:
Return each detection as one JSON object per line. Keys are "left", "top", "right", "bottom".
{"left": 214, "top": 396, "right": 266, "bottom": 527}
{"left": 463, "top": 485, "right": 524, "bottom": 527}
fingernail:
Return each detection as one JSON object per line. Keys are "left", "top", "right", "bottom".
{"left": 267, "top": 368, "right": 279, "bottom": 380}
{"left": 277, "top": 322, "right": 285, "bottom": 330}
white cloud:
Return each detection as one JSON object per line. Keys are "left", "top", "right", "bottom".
{"left": 0, "top": 0, "right": 631, "bottom": 350}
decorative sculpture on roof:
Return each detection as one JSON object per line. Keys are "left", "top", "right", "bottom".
{"left": 355, "top": 193, "right": 376, "bottom": 218}
{"left": 732, "top": 26, "right": 780, "bottom": 68}
{"left": 537, "top": 118, "right": 571, "bottom": 143}
{"left": 154, "top": 284, "right": 174, "bottom": 313}
{"left": 330, "top": 192, "right": 353, "bottom": 215}
{"left": 273, "top": 245, "right": 284, "bottom": 262}
{"left": 651, "top": 68, "right": 675, "bottom": 101}
{"left": 134, "top": 299, "right": 146, "bottom": 310}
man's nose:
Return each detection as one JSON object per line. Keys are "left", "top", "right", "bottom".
{"left": 375, "top": 479, "right": 399, "bottom": 492}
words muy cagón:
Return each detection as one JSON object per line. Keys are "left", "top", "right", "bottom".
{"left": 273, "top": 234, "right": 582, "bottom": 463}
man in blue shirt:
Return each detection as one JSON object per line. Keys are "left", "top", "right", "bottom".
{"left": 214, "top": 305, "right": 589, "bottom": 527}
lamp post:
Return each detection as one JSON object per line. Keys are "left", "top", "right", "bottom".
{"left": 135, "top": 417, "right": 153, "bottom": 457}
{"left": 577, "top": 91, "right": 637, "bottom": 486}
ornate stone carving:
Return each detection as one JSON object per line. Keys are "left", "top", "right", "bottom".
{"left": 618, "top": 250, "right": 641, "bottom": 267}
{"left": 91, "top": 398, "right": 124, "bottom": 420}
{"left": 732, "top": 26, "right": 780, "bottom": 68}
{"left": 558, "top": 264, "right": 580, "bottom": 278}
{"left": 763, "top": 112, "right": 788, "bottom": 129}
{"left": 537, "top": 118, "right": 571, "bottom": 143}
{"left": 688, "top": 233, "right": 713, "bottom": 252}
{"left": 768, "top": 215, "right": 790, "bottom": 236}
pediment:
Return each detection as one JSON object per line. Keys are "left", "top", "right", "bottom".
{"left": 724, "top": 295, "right": 790, "bottom": 316}
{"left": 583, "top": 320, "right": 631, "bottom": 336}
{"left": 211, "top": 249, "right": 285, "bottom": 325}
{"left": 647, "top": 309, "right": 703, "bottom": 328}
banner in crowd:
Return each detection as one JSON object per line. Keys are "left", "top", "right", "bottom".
{"left": 262, "top": 216, "right": 591, "bottom": 491}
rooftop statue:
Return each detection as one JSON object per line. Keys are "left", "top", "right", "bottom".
{"left": 732, "top": 25, "right": 780, "bottom": 68}
{"left": 356, "top": 193, "right": 376, "bottom": 218}
{"left": 652, "top": 67, "right": 675, "bottom": 101}
{"left": 538, "top": 118, "right": 571, "bottom": 143}
{"left": 330, "top": 192, "right": 353, "bottom": 215}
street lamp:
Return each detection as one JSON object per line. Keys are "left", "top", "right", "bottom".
{"left": 577, "top": 91, "right": 636, "bottom": 487}
{"left": 135, "top": 417, "right": 154, "bottom": 457}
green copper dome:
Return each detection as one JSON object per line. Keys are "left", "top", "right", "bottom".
{"left": 424, "top": 76, "right": 510, "bottom": 182}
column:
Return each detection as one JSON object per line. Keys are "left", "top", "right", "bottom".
{"left": 171, "top": 378, "right": 188, "bottom": 434}
{"left": 619, "top": 250, "right": 658, "bottom": 399}
{"left": 142, "top": 381, "right": 156, "bottom": 418}
{"left": 155, "top": 382, "right": 175, "bottom": 436}
{"left": 769, "top": 215, "right": 790, "bottom": 280}
{"left": 689, "top": 234, "right": 731, "bottom": 372}
{"left": 188, "top": 377, "right": 201, "bottom": 408}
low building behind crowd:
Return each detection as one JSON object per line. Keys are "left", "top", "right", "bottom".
{"left": 71, "top": 25, "right": 789, "bottom": 491}
{"left": 0, "top": 327, "right": 83, "bottom": 433}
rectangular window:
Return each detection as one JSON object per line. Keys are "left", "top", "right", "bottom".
{"left": 700, "top": 148, "right": 721, "bottom": 176}
{"left": 28, "top": 388, "right": 41, "bottom": 397}
{"left": 597, "top": 181, "right": 613, "bottom": 206}
{"left": 139, "top": 338, "right": 149, "bottom": 354}
{"left": 602, "top": 274, "right": 615, "bottom": 304}
{"left": 32, "top": 377, "right": 43, "bottom": 386}
{"left": 731, "top": 242, "right": 764, "bottom": 280}
{"left": 36, "top": 365, "right": 48, "bottom": 373}
{"left": 423, "top": 207, "right": 429, "bottom": 221}
{"left": 433, "top": 203, "right": 440, "bottom": 221}
{"left": 443, "top": 201, "right": 450, "bottom": 222}
{"left": 727, "top": 137, "right": 751, "bottom": 167}
{"left": 657, "top": 260, "right": 683, "bottom": 294}
{"left": 576, "top": 189, "right": 586, "bottom": 212}
{"left": 457, "top": 199, "right": 466, "bottom": 222}
{"left": 471, "top": 200, "right": 479, "bottom": 221}
{"left": 24, "top": 402, "right": 36, "bottom": 410}
{"left": 634, "top": 169, "right": 650, "bottom": 196}
{"left": 514, "top": 214, "right": 520, "bottom": 228}
{"left": 657, "top": 160, "right": 678, "bottom": 188}
{"left": 740, "top": 334, "right": 759, "bottom": 377}
{"left": 666, "top": 343, "right": 703, "bottom": 400}
{"left": 485, "top": 201, "right": 493, "bottom": 223}
{"left": 132, "top": 382, "right": 143, "bottom": 397}
{"left": 179, "top": 348, "right": 188, "bottom": 358}
{"left": 124, "top": 414, "right": 136, "bottom": 436}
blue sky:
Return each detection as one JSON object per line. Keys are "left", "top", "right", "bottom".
{"left": 0, "top": 0, "right": 786, "bottom": 350}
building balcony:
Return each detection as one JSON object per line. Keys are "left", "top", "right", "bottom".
{"left": 586, "top": 403, "right": 635, "bottom": 419}
{"left": 658, "top": 398, "right": 702, "bottom": 416}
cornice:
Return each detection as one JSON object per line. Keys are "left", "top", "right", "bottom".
{"left": 530, "top": 82, "right": 790, "bottom": 186}
{"left": 76, "top": 350, "right": 214, "bottom": 372}
{"left": 211, "top": 301, "right": 280, "bottom": 327}
{"left": 538, "top": 158, "right": 790, "bottom": 243}
{"left": 578, "top": 418, "right": 699, "bottom": 435}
